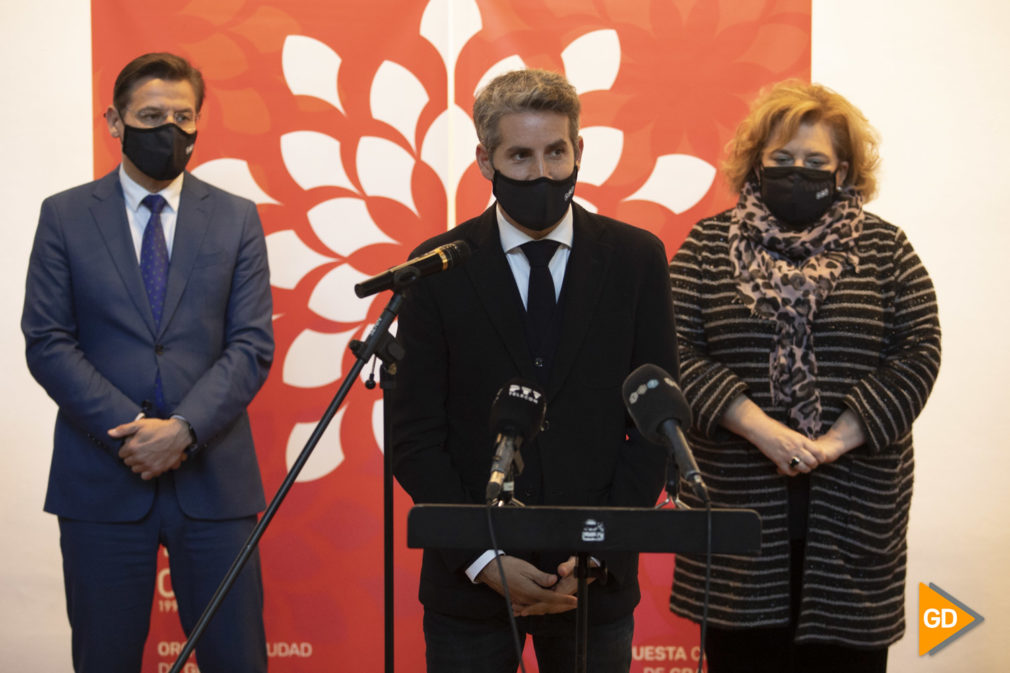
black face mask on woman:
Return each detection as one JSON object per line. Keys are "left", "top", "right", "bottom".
{"left": 492, "top": 167, "right": 578, "bottom": 231}
{"left": 122, "top": 122, "right": 198, "bottom": 181}
{"left": 759, "top": 165, "right": 837, "bottom": 228}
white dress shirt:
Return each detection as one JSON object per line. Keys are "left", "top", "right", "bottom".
{"left": 465, "top": 203, "right": 574, "bottom": 583}
{"left": 119, "top": 164, "right": 184, "bottom": 262}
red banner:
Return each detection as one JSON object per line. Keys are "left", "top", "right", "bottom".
{"left": 91, "top": 1, "right": 809, "bottom": 670}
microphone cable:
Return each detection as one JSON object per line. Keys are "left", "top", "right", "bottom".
{"left": 666, "top": 491, "right": 713, "bottom": 673}
{"left": 485, "top": 502, "right": 528, "bottom": 673}
{"left": 696, "top": 497, "right": 712, "bottom": 673}
{"left": 478, "top": 377, "right": 546, "bottom": 672}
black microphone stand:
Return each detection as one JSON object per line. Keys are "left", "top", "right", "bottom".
{"left": 375, "top": 327, "right": 402, "bottom": 673}
{"left": 169, "top": 287, "right": 407, "bottom": 673}
{"left": 657, "top": 455, "right": 681, "bottom": 509}
{"left": 656, "top": 452, "right": 713, "bottom": 673}
{"left": 486, "top": 458, "right": 530, "bottom": 673}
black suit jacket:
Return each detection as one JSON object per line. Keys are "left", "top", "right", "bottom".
{"left": 389, "top": 203, "right": 679, "bottom": 623}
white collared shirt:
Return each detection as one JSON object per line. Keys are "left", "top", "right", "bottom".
{"left": 497, "top": 204, "right": 574, "bottom": 307}
{"left": 119, "top": 164, "right": 185, "bottom": 261}
{"left": 465, "top": 204, "right": 575, "bottom": 584}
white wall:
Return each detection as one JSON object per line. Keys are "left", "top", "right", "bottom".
{"left": 2, "top": 1, "right": 1006, "bottom": 671}
{"left": 1, "top": 1, "right": 92, "bottom": 670}
{"left": 813, "top": 1, "right": 1010, "bottom": 669}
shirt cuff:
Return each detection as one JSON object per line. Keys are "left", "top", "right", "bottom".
{"left": 465, "top": 549, "right": 504, "bottom": 583}
{"left": 171, "top": 414, "right": 199, "bottom": 454}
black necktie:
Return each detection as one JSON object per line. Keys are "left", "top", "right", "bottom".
{"left": 140, "top": 194, "right": 169, "bottom": 412}
{"left": 521, "top": 239, "right": 560, "bottom": 349}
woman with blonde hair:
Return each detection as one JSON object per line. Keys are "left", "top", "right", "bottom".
{"left": 668, "top": 80, "right": 941, "bottom": 672}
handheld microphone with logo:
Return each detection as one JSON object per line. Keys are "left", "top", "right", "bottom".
{"left": 622, "top": 364, "right": 710, "bottom": 503}
{"left": 353, "top": 240, "right": 471, "bottom": 298}
{"left": 486, "top": 379, "right": 546, "bottom": 503}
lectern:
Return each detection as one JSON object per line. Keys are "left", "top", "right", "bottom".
{"left": 408, "top": 504, "right": 761, "bottom": 673}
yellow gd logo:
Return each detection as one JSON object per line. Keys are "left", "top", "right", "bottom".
{"left": 919, "top": 583, "right": 984, "bottom": 655}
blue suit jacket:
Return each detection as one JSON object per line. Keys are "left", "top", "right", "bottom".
{"left": 22, "top": 169, "right": 274, "bottom": 522}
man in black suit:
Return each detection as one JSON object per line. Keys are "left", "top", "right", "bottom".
{"left": 22, "top": 53, "right": 272, "bottom": 672}
{"left": 389, "top": 69, "right": 679, "bottom": 672}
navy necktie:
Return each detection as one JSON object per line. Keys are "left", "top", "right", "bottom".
{"left": 521, "top": 239, "right": 560, "bottom": 349}
{"left": 140, "top": 194, "right": 169, "bottom": 413}
{"left": 140, "top": 194, "right": 169, "bottom": 326}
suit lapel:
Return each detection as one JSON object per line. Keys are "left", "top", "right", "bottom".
{"left": 463, "top": 208, "right": 540, "bottom": 382}
{"left": 90, "top": 171, "right": 158, "bottom": 334}
{"left": 160, "top": 174, "right": 211, "bottom": 336}
{"left": 547, "top": 205, "right": 609, "bottom": 400}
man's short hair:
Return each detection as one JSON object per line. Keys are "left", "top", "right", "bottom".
{"left": 472, "top": 69, "right": 581, "bottom": 157}
{"left": 113, "top": 52, "right": 206, "bottom": 114}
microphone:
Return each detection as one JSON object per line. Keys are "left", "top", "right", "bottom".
{"left": 622, "top": 364, "right": 710, "bottom": 503}
{"left": 353, "top": 240, "right": 471, "bottom": 298}
{"left": 486, "top": 379, "right": 546, "bottom": 503}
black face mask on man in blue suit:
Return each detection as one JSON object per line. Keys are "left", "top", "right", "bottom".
{"left": 122, "top": 122, "right": 198, "bottom": 181}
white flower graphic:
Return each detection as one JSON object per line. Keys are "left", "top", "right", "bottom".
{"left": 189, "top": 0, "right": 716, "bottom": 483}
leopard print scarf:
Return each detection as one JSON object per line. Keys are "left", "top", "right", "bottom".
{"left": 727, "top": 179, "right": 864, "bottom": 436}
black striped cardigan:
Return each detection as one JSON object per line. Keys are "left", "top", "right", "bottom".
{"left": 667, "top": 209, "right": 941, "bottom": 647}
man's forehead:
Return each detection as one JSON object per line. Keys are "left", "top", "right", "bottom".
{"left": 495, "top": 111, "right": 573, "bottom": 148}
{"left": 499, "top": 137, "right": 571, "bottom": 152}
{"left": 126, "top": 77, "right": 197, "bottom": 108}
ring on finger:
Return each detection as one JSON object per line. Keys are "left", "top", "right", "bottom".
{"left": 789, "top": 456, "right": 801, "bottom": 468}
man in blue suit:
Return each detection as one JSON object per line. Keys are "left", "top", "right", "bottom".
{"left": 22, "top": 53, "right": 273, "bottom": 672}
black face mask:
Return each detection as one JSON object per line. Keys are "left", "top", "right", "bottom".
{"left": 122, "top": 122, "right": 198, "bottom": 181}
{"left": 492, "top": 167, "right": 578, "bottom": 231}
{"left": 759, "top": 166, "right": 837, "bottom": 228}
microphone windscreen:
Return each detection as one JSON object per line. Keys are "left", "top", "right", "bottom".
{"left": 622, "top": 364, "right": 692, "bottom": 444}
{"left": 489, "top": 378, "right": 546, "bottom": 442}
